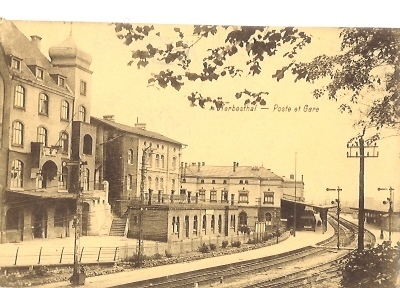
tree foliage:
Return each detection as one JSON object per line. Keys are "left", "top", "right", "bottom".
{"left": 114, "top": 24, "right": 399, "bottom": 130}
{"left": 340, "top": 241, "right": 399, "bottom": 287}
{"left": 285, "top": 28, "right": 400, "bottom": 130}
{"left": 114, "top": 23, "right": 311, "bottom": 109}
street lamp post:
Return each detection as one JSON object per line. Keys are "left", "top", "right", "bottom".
{"left": 274, "top": 209, "right": 279, "bottom": 244}
{"left": 327, "top": 186, "right": 342, "bottom": 250}
{"left": 378, "top": 187, "right": 394, "bottom": 242}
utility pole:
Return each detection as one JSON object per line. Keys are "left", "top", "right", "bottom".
{"left": 137, "top": 145, "right": 153, "bottom": 267}
{"left": 71, "top": 160, "right": 86, "bottom": 285}
{"left": 293, "top": 152, "right": 297, "bottom": 237}
{"left": 327, "top": 187, "right": 342, "bottom": 250}
{"left": 378, "top": 187, "right": 394, "bottom": 242}
{"left": 347, "top": 129, "right": 378, "bottom": 251}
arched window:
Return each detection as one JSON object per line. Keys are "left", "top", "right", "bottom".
{"left": 128, "top": 149, "right": 134, "bottom": 164}
{"left": 14, "top": 85, "right": 25, "bottom": 108}
{"left": 10, "top": 160, "right": 24, "bottom": 188}
{"left": 148, "top": 176, "right": 152, "bottom": 190}
{"left": 155, "top": 177, "right": 159, "bottom": 191}
{"left": 155, "top": 154, "right": 160, "bottom": 167}
{"left": 172, "top": 157, "right": 177, "bottom": 170}
{"left": 161, "top": 155, "right": 165, "bottom": 168}
{"left": 60, "top": 131, "right": 69, "bottom": 153}
{"left": 12, "top": 121, "right": 24, "bottom": 146}
{"left": 200, "top": 179, "right": 204, "bottom": 184}
{"left": 211, "top": 215, "right": 215, "bottom": 232}
{"left": 172, "top": 216, "right": 176, "bottom": 233}
{"left": 265, "top": 213, "right": 272, "bottom": 225}
{"left": 37, "top": 126, "right": 48, "bottom": 146}
{"left": 193, "top": 215, "right": 198, "bottom": 235}
{"left": 171, "top": 179, "right": 175, "bottom": 190}
{"left": 83, "top": 134, "right": 92, "bottom": 155}
{"left": 78, "top": 105, "right": 86, "bottom": 122}
{"left": 218, "top": 215, "right": 222, "bottom": 233}
{"left": 202, "top": 215, "right": 207, "bottom": 234}
{"left": 61, "top": 100, "right": 70, "bottom": 120}
{"left": 239, "top": 211, "right": 248, "bottom": 226}
{"left": 38, "top": 93, "right": 49, "bottom": 115}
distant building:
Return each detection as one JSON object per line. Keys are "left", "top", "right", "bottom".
{"left": 180, "top": 162, "right": 305, "bottom": 232}
{"left": 0, "top": 19, "right": 110, "bottom": 243}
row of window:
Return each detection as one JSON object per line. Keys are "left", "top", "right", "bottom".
{"left": 13, "top": 85, "right": 87, "bottom": 121}
{"left": 146, "top": 177, "right": 176, "bottom": 191}
{"left": 170, "top": 214, "right": 234, "bottom": 237}
{"left": 11, "top": 121, "right": 93, "bottom": 155}
{"left": 199, "top": 179, "right": 250, "bottom": 185}
{"left": 147, "top": 154, "right": 177, "bottom": 169}
{"left": 9, "top": 159, "right": 92, "bottom": 190}
{"left": 197, "top": 189, "right": 274, "bottom": 204}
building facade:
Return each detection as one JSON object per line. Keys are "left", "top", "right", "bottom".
{"left": 181, "top": 162, "right": 305, "bottom": 233}
{"left": 0, "top": 19, "right": 110, "bottom": 243}
{"left": 91, "top": 116, "right": 184, "bottom": 218}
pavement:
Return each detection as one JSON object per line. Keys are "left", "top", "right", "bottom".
{"left": 0, "top": 236, "right": 144, "bottom": 266}
{"left": 40, "top": 224, "right": 335, "bottom": 288}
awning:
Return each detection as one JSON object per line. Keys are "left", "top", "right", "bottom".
{"left": 7, "top": 189, "right": 76, "bottom": 199}
{"left": 282, "top": 198, "right": 336, "bottom": 209}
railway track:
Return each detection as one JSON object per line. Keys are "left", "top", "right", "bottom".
{"left": 111, "top": 215, "right": 373, "bottom": 288}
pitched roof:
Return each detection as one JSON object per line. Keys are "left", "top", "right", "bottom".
{"left": 91, "top": 116, "right": 185, "bottom": 146}
{"left": 0, "top": 18, "right": 73, "bottom": 96}
{"left": 184, "top": 165, "right": 283, "bottom": 180}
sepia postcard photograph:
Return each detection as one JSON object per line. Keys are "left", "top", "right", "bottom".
{"left": 0, "top": 2, "right": 399, "bottom": 287}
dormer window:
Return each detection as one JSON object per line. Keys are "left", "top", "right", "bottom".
{"left": 11, "top": 57, "right": 21, "bottom": 71}
{"left": 58, "top": 76, "right": 66, "bottom": 87}
{"left": 36, "top": 67, "right": 44, "bottom": 80}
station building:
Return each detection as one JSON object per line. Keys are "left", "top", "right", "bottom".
{"left": 0, "top": 19, "right": 110, "bottom": 243}
{"left": 180, "top": 162, "right": 306, "bottom": 233}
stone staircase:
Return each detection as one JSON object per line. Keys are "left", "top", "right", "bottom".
{"left": 109, "top": 214, "right": 128, "bottom": 237}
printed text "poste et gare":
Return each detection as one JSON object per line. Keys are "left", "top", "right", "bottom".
{"left": 273, "top": 104, "right": 319, "bottom": 112}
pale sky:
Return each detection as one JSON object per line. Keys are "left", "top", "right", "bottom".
{"left": 3, "top": 3, "right": 400, "bottom": 205}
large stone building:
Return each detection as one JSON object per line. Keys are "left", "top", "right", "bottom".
{"left": 180, "top": 162, "right": 305, "bottom": 232}
{"left": 91, "top": 116, "right": 185, "bottom": 218}
{"left": 0, "top": 19, "right": 110, "bottom": 243}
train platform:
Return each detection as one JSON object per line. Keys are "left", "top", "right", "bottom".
{"left": 341, "top": 214, "right": 400, "bottom": 245}
{"left": 42, "top": 224, "right": 334, "bottom": 288}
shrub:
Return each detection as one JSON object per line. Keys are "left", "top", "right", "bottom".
{"left": 151, "top": 253, "right": 163, "bottom": 260}
{"left": 221, "top": 240, "right": 229, "bottom": 248}
{"left": 247, "top": 238, "right": 256, "bottom": 244}
{"left": 198, "top": 243, "right": 210, "bottom": 253}
{"left": 164, "top": 250, "right": 173, "bottom": 258}
{"left": 231, "top": 241, "right": 241, "bottom": 248}
{"left": 340, "top": 241, "right": 399, "bottom": 287}
{"left": 209, "top": 243, "right": 217, "bottom": 250}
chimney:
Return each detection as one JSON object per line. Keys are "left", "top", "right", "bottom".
{"left": 197, "top": 162, "right": 201, "bottom": 172}
{"left": 135, "top": 123, "right": 146, "bottom": 130}
{"left": 103, "top": 115, "right": 115, "bottom": 122}
{"left": 30, "top": 35, "right": 42, "bottom": 51}
{"left": 233, "top": 162, "right": 236, "bottom": 172}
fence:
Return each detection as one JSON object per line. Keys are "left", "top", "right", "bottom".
{"left": 1, "top": 230, "right": 288, "bottom": 267}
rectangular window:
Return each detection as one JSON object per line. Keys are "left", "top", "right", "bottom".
{"left": 238, "top": 191, "right": 249, "bottom": 204}
{"left": 80, "top": 80, "right": 87, "bottom": 95}
{"left": 36, "top": 67, "right": 44, "bottom": 80}
{"left": 199, "top": 190, "right": 205, "bottom": 201}
{"left": 210, "top": 190, "right": 217, "bottom": 202}
{"left": 11, "top": 57, "right": 21, "bottom": 70}
{"left": 58, "top": 76, "right": 65, "bottom": 87}
{"left": 263, "top": 192, "right": 274, "bottom": 204}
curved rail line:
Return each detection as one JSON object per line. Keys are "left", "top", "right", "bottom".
{"left": 111, "top": 215, "right": 375, "bottom": 288}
